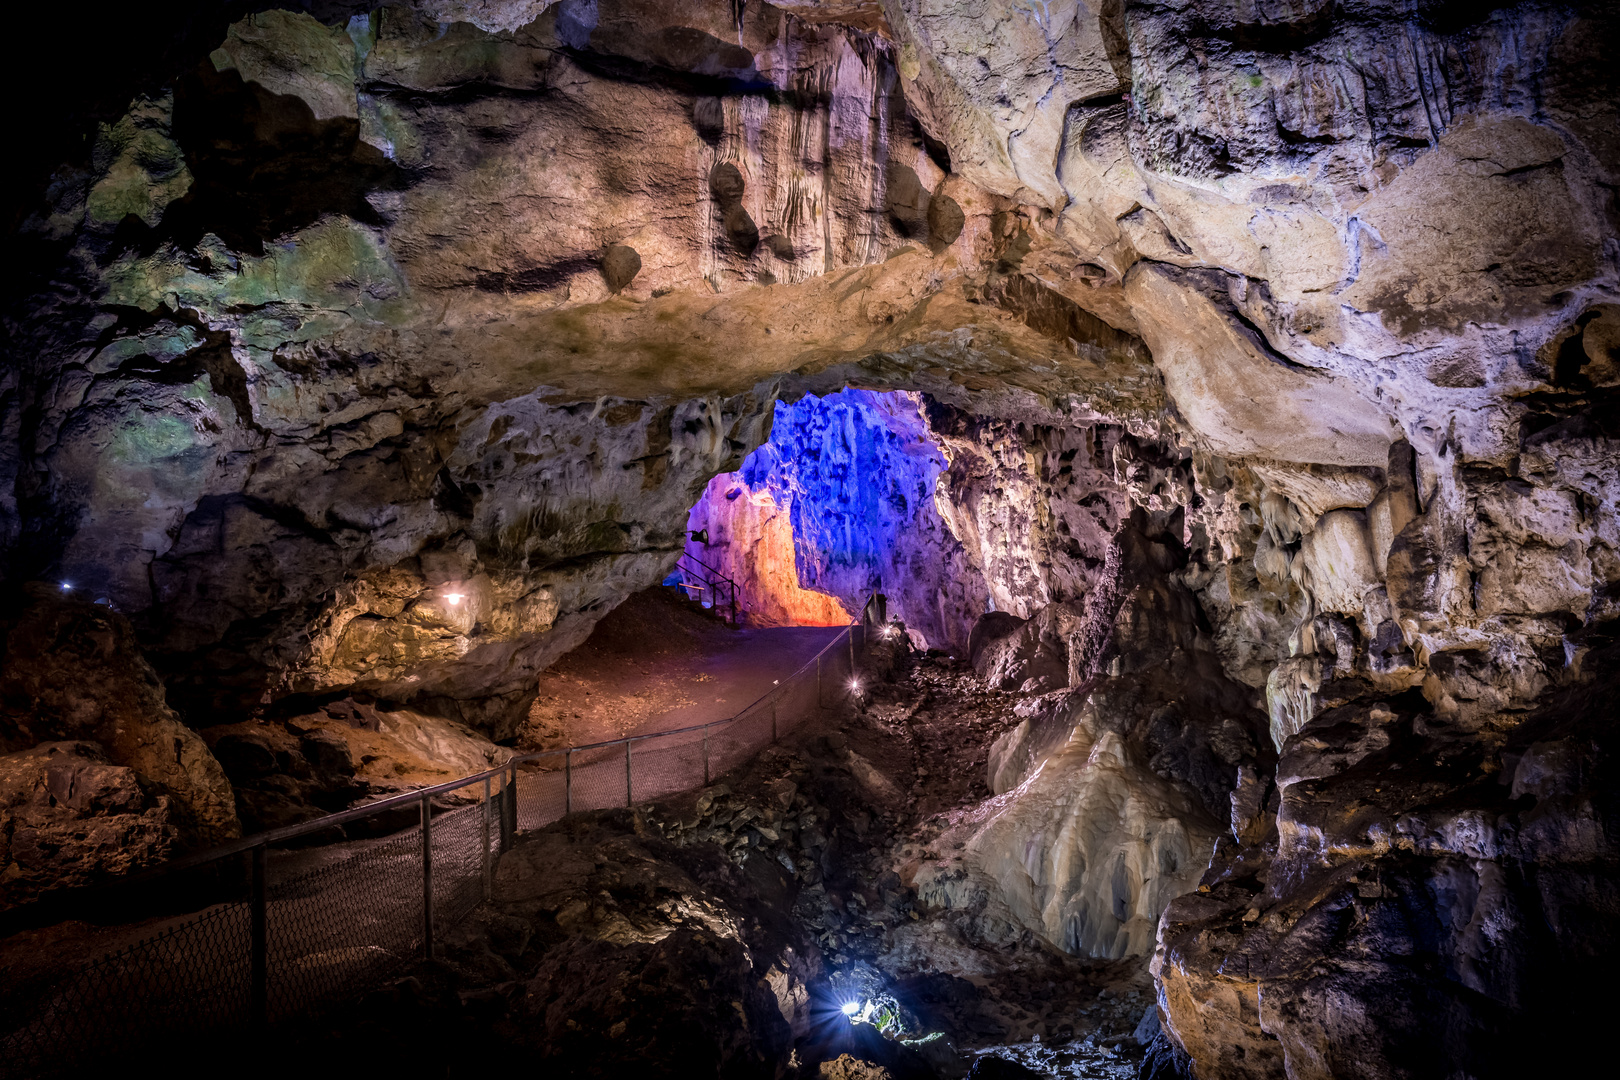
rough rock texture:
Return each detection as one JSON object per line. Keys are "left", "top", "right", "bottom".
{"left": 914, "top": 514, "right": 1267, "bottom": 962}
{"left": 919, "top": 723, "right": 1219, "bottom": 959}
{"left": 1154, "top": 647, "right": 1620, "bottom": 1080}
{"left": 0, "top": 742, "right": 177, "bottom": 911}
{"left": 928, "top": 404, "right": 1135, "bottom": 623}
{"left": 0, "top": 589, "right": 238, "bottom": 853}
{"left": 3, "top": 0, "right": 1620, "bottom": 1074}
{"left": 479, "top": 815, "right": 799, "bottom": 1078}
{"left": 688, "top": 389, "right": 988, "bottom": 648}
{"left": 2, "top": 0, "right": 1154, "bottom": 731}
{"left": 205, "top": 699, "right": 512, "bottom": 832}
{"left": 684, "top": 470, "right": 856, "bottom": 628}
{"left": 270, "top": 653, "right": 1163, "bottom": 1078}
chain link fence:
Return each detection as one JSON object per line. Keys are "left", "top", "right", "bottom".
{"left": 0, "top": 623, "right": 863, "bottom": 1078}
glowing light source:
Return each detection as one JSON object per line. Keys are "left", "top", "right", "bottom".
{"left": 444, "top": 593, "right": 465, "bottom": 605}
{"left": 841, "top": 1001, "right": 861, "bottom": 1017}
{"left": 59, "top": 582, "right": 72, "bottom": 592}
{"left": 882, "top": 625, "right": 895, "bottom": 638}
{"left": 848, "top": 679, "right": 861, "bottom": 692}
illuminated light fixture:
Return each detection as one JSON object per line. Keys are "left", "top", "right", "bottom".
{"left": 444, "top": 593, "right": 466, "bottom": 605}
{"left": 848, "top": 679, "right": 861, "bottom": 692}
{"left": 841, "top": 1001, "right": 861, "bottom": 1017}
{"left": 59, "top": 582, "right": 72, "bottom": 592}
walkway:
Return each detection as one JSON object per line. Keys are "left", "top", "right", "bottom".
{"left": 524, "top": 587, "right": 845, "bottom": 746}
{"left": 0, "top": 609, "right": 864, "bottom": 1077}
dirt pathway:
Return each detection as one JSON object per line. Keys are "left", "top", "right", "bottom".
{"left": 519, "top": 587, "right": 846, "bottom": 748}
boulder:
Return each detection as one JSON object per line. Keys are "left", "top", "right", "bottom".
{"left": 0, "top": 742, "right": 174, "bottom": 910}
{"left": 206, "top": 700, "right": 513, "bottom": 832}
{"left": 0, "top": 588, "right": 237, "bottom": 853}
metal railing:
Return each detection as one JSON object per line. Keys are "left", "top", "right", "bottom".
{"left": 0, "top": 622, "right": 865, "bottom": 1078}
{"left": 673, "top": 550, "right": 740, "bottom": 624}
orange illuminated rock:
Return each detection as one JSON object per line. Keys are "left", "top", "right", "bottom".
{"left": 683, "top": 473, "right": 851, "bottom": 628}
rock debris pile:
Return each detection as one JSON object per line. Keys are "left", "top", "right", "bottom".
{"left": 254, "top": 648, "right": 1168, "bottom": 1078}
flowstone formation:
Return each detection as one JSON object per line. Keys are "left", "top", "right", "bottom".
{"left": 2, "top": 0, "right": 1619, "bottom": 1077}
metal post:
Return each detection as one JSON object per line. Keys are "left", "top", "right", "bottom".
{"left": 505, "top": 763, "right": 518, "bottom": 842}
{"left": 482, "top": 776, "right": 492, "bottom": 900}
{"left": 565, "top": 749, "right": 573, "bottom": 815}
{"left": 420, "top": 795, "right": 434, "bottom": 960}
{"left": 249, "top": 844, "right": 267, "bottom": 1027}
{"left": 702, "top": 731, "right": 710, "bottom": 785}
{"left": 849, "top": 623, "right": 856, "bottom": 673}
{"left": 625, "top": 740, "right": 633, "bottom": 806}
{"left": 495, "top": 770, "right": 508, "bottom": 852}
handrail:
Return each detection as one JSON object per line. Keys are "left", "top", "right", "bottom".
{"left": 674, "top": 551, "right": 739, "bottom": 623}
{"left": 677, "top": 549, "right": 732, "bottom": 582}
{"left": 54, "top": 622, "right": 858, "bottom": 887}
{"left": 0, "top": 619, "right": 868, "bottom": 1075}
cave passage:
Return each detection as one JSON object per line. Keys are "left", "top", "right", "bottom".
{"left": 677, "top": 389, "right": 957, "bottom": 642}
{"left": 3, "top": 1, "right": 1618, "bottom": 1078}
{"left": 519, "top": 585, "right": 845, "bottom": 749}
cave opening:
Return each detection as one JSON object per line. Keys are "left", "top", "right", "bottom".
{"left": 674, "top": 388, "right": 964, "bottom": 645}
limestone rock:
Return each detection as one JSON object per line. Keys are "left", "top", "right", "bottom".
{"left": 4, "top": 3, "right": 1620, "bottom": 1074}
{"left": 1296, "top": 509, "right": 1379, "bottom": 617}
{"left": 916, "top": 725, "right": 1217, "bottom": 959}
{"left": 920, "top": 513, "right": 1265, "bottom": 961}
{"left": 0, "top": 589, "right": 238, "bottom": 850}
{"left": 1156, "top": 650, "right": 1620, "bottom": 1080}
{"left": 485, "top": 815, "right": 797, "bottom": 1077}
{"left": 688, "top": 390, "right": 988, "bottom": 650}
{"left": 209, "top": 10, "right": 358, "bottom": 122}
{"left": 206, "top": 699, "right": 511, "bottom": 832}
{"left": 599, "top": 244, "right": 642, "bottom": 293}
{"left": 928, "top": 405, "right": 1132, "bottom": 621}
{"left": 821, "top": 1055, "right": 892, "bottom": 1080}
{"left": 969, "top": 608, "right": 1070, "bottom": 694}
{"left": 1125, "top": 264, "right": 1393, "bottom": 468}
{"left": 0, "top": 742, "right": 175, "bottom": 911}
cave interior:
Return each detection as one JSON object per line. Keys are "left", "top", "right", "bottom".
{"left": 1, "top": 1, "right": 1618, "bottom": 1078}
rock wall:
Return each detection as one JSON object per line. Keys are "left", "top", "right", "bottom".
{"left": 2, "top": 0, "right": 1619, "bottom": 1073}
{"left": 1, "top": 1, "right": 1039, "bottom": 724}
{"left": 0, "top": 587, "right": 240, "bottom": 908}
{"left": 682, "top": 471, "right": 855, "bottom": 628}
{"left": 914, "top": 510, "right": 1268, "bottom": 965}
{"left": 927, "top": 402, "right": 1136, "bottom": 620}
{"left": 687, "top": 389, "right": 989, "bottom": 650}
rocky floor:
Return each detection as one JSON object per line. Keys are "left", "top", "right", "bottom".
{"left": 259, "top": 646, "right": 1160, "bottom": 1078}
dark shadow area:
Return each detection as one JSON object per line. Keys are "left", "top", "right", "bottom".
{"left": 152, "top": 62, "right": 406, "bottom": 256}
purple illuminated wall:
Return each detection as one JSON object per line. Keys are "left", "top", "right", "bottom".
{"left": 684, "top": 390, "right": 988, "bottom": 650}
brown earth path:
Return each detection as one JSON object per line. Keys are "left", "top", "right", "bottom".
{"left": 519, "top": 586, "right": 847, "bottom": 749}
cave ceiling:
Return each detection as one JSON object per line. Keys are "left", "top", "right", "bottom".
{"left": 3, "top": 5, "right": 1620, "bottom": 1074}
{"left": 2, "top": 0, "right": 1616, "bottom": 722}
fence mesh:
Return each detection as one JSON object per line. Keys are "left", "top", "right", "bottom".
{"left": 266, "top": 822, "right": 425, "bottom": 1020}
{"left": 1, "top": 901, "right": 253, "bottom": 1076}
{"left": 0, "top": 624, "right": 861, "bottom": 1079}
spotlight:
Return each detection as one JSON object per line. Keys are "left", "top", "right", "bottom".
{"left": 59, "top": 582, "right": 72, "bottom": 592}
{"left": 444, "top": 593, "right": 465, "bottom": 605}
{"left": 848, "top": 679, "right": 861, "bottom": 692}
{"left": 841, "top": 1001, "right": 861, "bottom": 1018}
